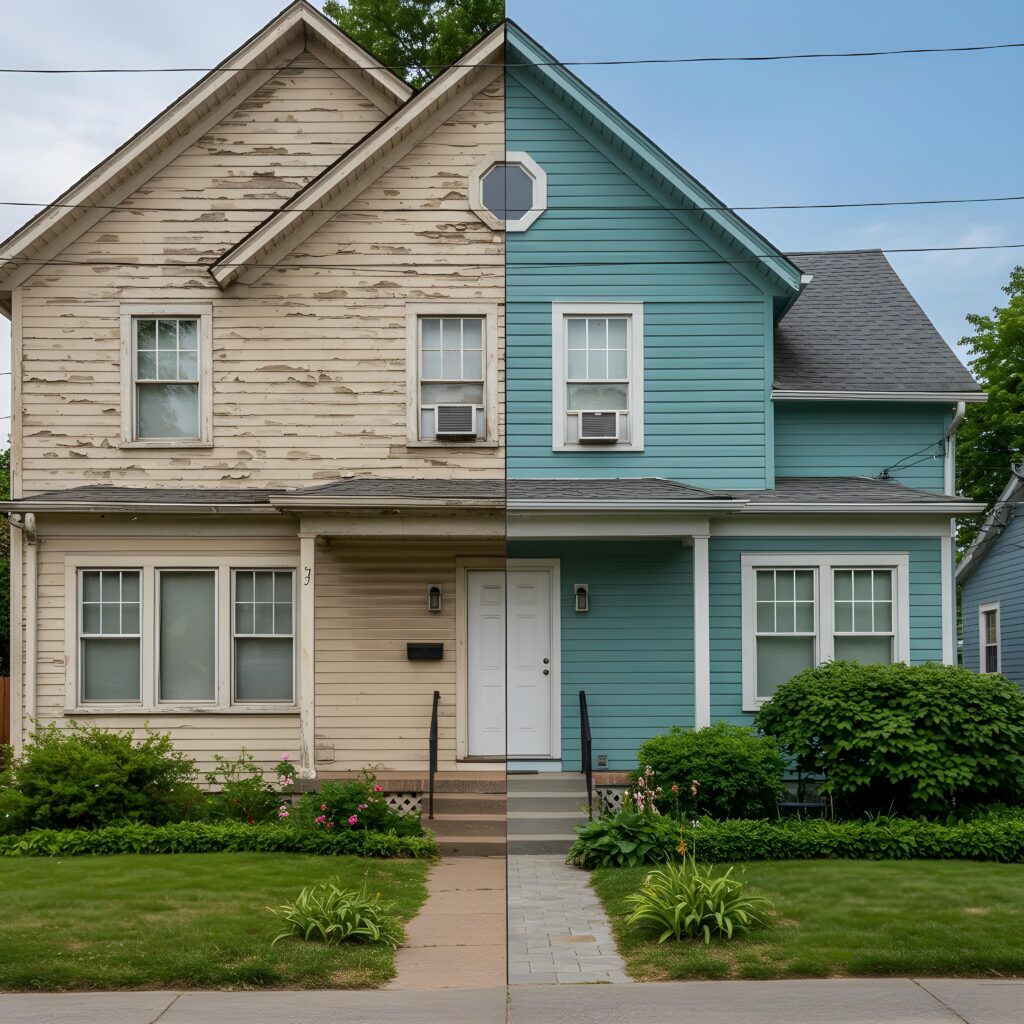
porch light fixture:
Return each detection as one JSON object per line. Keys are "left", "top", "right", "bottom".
{"left": 427, "top": 584, "right": 443, "bottom": 613}
{"left": 574, "top": 583, "right": 589, "bottom": 613}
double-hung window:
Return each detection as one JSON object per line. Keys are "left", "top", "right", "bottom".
{"left": 980, "top": 603, "right": 1000, "bottom": 674}
{"left": 742, "top": 554, "right": 909, "bottom": 710}
{"left": 405, "top": 305, "right": 497, "bottom": 445}
{"left": 79, "top": 570, "right": 142, "bottom": 703}
{"left": 552, "top": 303, "right": 643, "bottom": 449}
{"left": 120, "top": 304, "right": 212, "bottom": 446}
{"left": 233, "top": 570, "right": 295, "bottom": 702}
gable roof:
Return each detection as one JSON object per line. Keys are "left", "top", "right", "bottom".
{"left": 956, "top": 471, "right": 1024, "bottom": 583}
{"left": 0, "top": 0, "right": 411, "bottom": 311}
{"left": 207, "top": 23, "right": 504, "bottom": 287}
{"left": 774, "top": 250, "right": 983, "bottom": 401}
{"left": 504, "top": 21, "right": 804, "bottom": 303}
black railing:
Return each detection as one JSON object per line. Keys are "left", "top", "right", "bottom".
{"left": 428, "top": 690, "right": 440, "bottom": 820}
{"left": 579, "top": 689, "right": 594, "bottom": 820}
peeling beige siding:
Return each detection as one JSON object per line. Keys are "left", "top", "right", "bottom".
{"left": 314, "top": 539, "right": 503, "bottom": 772}
{"left": 17, "top": 57, "right": 505, "bottom": 493}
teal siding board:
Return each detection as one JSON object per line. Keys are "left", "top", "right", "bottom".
{"left": 505, "top": 71, "right": 774, "bottom": 488}
{"left": 511, "top": 540, "right": 694, "bottom": 771}
{"left": 709, "top": 536, "right": 946, "bottom": 725}
{"left": 774, "top": 403, "right": 952, "bottom": 493}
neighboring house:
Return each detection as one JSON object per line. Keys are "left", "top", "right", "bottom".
{"left": 0, "top": 4, "right": 985, "bottom": 791}
{"left": 957, "top": 472, "right": 1024, "bottom": 688}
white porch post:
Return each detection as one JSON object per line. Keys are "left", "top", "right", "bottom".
{"left": 298, "top": 534, "right": 317, "bottom": 778}
{"left": 693, "top": 533, "right": 711, "bottom": 729}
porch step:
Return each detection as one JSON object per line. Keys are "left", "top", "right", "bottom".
{"left": 507, "top": 792, "right": 588, "bottom": 813}
{"left": 437, "top": 834, "right": 507, "bottom": 857}
{"left": 431, "top": 792, "right": 508, "bottom": 816}
{"left": 427, "top": 790, "right": 507, "bottom": 854}
{"left": 504, "top": 773, "right": 591, "bottom": 854}
{"left": 428, "top": 812, "right": 507, "bottom": 838}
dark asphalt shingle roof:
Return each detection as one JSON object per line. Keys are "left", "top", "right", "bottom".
{"left": 775, "top": 250, "right": 981, "bottom": 395}
{"left": 735, "top": 476, "right": 968, "bottom": 505}
{"left": 6, "top": 485, "right": 281, "bottom": 505}
{"left": 290, "top": 478, "right": 505, "bottom": 500}
{"left": 507, "top": 478, "right": 726, "bottom": 502}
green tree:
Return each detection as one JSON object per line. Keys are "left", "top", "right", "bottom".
{"left": 956, "top": 266, "right": 1024, "bottom": 548}
{"left": 323, "top": 0, "right": 503, "bottom": 89}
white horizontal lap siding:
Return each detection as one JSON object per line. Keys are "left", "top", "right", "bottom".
{"left": 313, "top": 538, "right": 503, "bottom": 771}
{"left": 17, "top": 63, "right": 504, "bottom": 491}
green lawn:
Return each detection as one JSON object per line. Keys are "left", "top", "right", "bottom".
{"left": 0, "top": 853, "right": 429, "bottom": 991}
{"left": 591, "top": 860, "right": 1024, "bottom": 981}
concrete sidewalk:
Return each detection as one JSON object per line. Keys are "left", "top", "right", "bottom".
{"left": 2, "top": 979, "right": 1022, "bottom": 1023}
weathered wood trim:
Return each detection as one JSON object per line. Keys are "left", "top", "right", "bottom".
{"left": 304, "top": 37, "right": 400, "bottom": 114}
{"left": 10, "top": 288, "right": 22, "bottom": 499}
{"left": 9, "top": 525, "right": 23, "bottom": 752}
{"left": 298, "top": 534, "right": 317, "bottom": 777}
{"left": 118, "top": 303, "right": 214, "bottom": 448}
{"left": 296, "top": 512, "right": 505, "bottom": 539}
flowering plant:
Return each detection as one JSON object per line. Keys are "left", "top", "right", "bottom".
{"left": 204, "top": 749, "right": 290, "bottom": 824}
{"left": 295, "top": 768, "right": 424, "bottom": 836}
{"left": 623, "top": 766, "right": 662, "bottom": 818}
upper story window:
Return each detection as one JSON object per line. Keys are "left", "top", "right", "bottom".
{"left": 119, "top": 304, "right": 212, "bottom": 448}
{"left": 405, "top": 304, "right": 498, "bottom": 446}
{"left": 552, "top": 303, "right": 644, "bottom": 451}
{"left": 980, "top": 603, "right": 1000, "bottom": 673}
{"left": 470, "top": 151, "right": 547, "bottom": 232}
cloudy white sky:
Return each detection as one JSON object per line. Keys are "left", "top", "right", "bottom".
{"left": 2, "top": 0, "right": 1023, "bottom": 440}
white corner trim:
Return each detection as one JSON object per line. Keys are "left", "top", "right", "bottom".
{"left": 940, "top": 531, "right": 954, "bottom": 665}
{"left": 551, "top": 302, "right": 645, "bottom": 452}
{"left": 468, "top": 150, "right": 548, "bottom": 232}
{"left": 978, "top": 601, "right": 1001, "bottom": 675}
{"left": 298, "top": 535, "right": 317, "bottom": 778}
{"left": 692, "top": 534, "right": 711, "bottom": 729}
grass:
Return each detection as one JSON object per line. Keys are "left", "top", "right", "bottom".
{"left": 591, "top": 859, "right": 1024, "bottom": 981}
{"left": 0, "top": 852, "right": 429, "bottom": 991}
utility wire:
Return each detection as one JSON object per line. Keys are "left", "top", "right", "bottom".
{"left": 2, "top": 40, "right": 1023, "bottom": 73}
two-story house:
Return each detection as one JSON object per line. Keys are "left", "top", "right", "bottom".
{"left": 1, "top": 6, "right": 984, "bottom": 799}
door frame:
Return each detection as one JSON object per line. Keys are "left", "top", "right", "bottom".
{"left": 456, "top": 557, "right": 562, "bottom": 762}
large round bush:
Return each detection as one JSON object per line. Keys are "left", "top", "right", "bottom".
{"left": 636, "top": 722, "right": 787, "bottom": 819}
{"left": 755, "top": 662, "right": 1024, "bottom": 816}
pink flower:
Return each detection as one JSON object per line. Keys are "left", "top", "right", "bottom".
{"left": 347, "top": 815, "right": 359, "bottom": 826}
{"left": 320, "top": 804, "right": 327, "bottom": 811}
{"left": 671, "top": 785, "right": 679, "bottom": 793}
{"left": 358, "top": 803, "right": 368, "bottom": 811}
{"left": 326, "top": 821, "right": 334, "bottom": 828}
{"left": 277, "top": 804, "right": 289, "bottom": 819}
{"left": 373, "top": 785, "right": 383, "bottom": 792}
{"left": 281, "top": 754, "right": 290, "bottom": 762}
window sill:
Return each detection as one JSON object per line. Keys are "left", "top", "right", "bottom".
{"left": 65, "top": 704, "right": 299, "bottom": 715}
{"left": 551, "top": 443, "right": 644, "bottom": 453}
{"left": 406, "top": 440, "right": 499, "bottom": 449}
{"left": 119, "top": 440, "right": 213, "bottom": 450}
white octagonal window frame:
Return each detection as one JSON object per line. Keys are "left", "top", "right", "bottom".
{"left": 469, "top": 151, "right": 547, "bottom": 232}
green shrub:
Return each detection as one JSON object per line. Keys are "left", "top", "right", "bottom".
{"left": 625, "top": 858, "right": 774, "bottom": 943}
{"left": 294, "top": 769, "right": 422, "bottom": 837}
{"left": 0, "top": 722, "right": 202, "bottom": 834}
{"left": 566, "top": 812, "right": 1024, "bottom": 868}
{"left": 756, "top": 662, "right": 1024, "bottom": 817}
{"left": 269, "top": 879, "right": 403, "bottom": 947}
{"left": 636, "top": 722, "right": 787, "bottom": 819}
{"left": 204, "top": 750, "right": 294, "bottom": 824}
{"left": 567, "top": 809, "right": 679, "bottom": 868}
{"left": 0, "top": 821, "right": 438, "bottom": 859}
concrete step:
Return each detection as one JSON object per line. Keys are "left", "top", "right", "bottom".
{"left": 428, "top": 812, "right": 507, "bottom": 838}
{"left": 437, "top": 834, "right": 507, "bottom": 857}
{"left": 507, "top": 834, "right": 576, "bottom": 855}
{"left": 506, "top": 811, "right": 589, "bottom": 836}
{"left": 506, "top": 792, "right": 589, "bottom": 813}
{"left": 505, "top": 774, "right": 589, "bottom": 795}
{"left": 430, "top": 792, "right": 507, "bottom": 816}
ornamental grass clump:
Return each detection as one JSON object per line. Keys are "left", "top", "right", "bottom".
{"left": 269, "top": 878, "right": 404, "bottom": 948}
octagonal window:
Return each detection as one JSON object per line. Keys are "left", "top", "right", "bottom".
{"left": 482, "top": 163, "right": 534, "bottom": 222}
{"left": 470, "top": 152, "right": 547, "bottom": 231}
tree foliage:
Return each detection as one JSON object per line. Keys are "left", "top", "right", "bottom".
{"left": 956, "top": 266, "right": 1024, "bottom": 548}
{"left": 323, "top": 0, "right": 503, "bottom": 89}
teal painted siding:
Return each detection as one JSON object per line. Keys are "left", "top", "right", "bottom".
{"left": 709, "top": 536, "right": 946, "bottom": 725}
{"left": 505, "top": 70, "right": 775, "bottom": 488}
{"left": 510, "top": 540, "right": 694, "bottom": 771}
{"left": 775, "top": 403, "right": 952, "bottom": 493}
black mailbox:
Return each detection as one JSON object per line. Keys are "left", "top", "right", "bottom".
{"left": 407, "top": 642, "right": 444, "bottom": 661}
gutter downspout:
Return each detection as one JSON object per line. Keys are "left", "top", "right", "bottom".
{"left": 943, "top": 402, "right": 966, "bottom": 665}
{"left": 8, "top": 513, "right": 37, "bottom": 731}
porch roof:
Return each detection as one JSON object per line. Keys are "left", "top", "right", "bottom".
{"left": 732, "top": 476, "right": 985, "bottom": 514}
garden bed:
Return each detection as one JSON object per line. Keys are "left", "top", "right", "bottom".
{"left": 0, "top": 852, "right": 429, "bottom": 991}
{"left": 592, "top": 859, "right": 1024, "bottom": 981}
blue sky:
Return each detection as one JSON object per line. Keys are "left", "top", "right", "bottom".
{"left": 1, "top": 1, "right": 1022, "bottom": 427}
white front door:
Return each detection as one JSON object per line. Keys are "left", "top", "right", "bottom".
{"left": 467, "top": 567, "right": 556, "bottom": 758}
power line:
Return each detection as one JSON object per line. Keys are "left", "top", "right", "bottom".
{"left": 1, "top": 40, "right": 1023, "bottom": 74}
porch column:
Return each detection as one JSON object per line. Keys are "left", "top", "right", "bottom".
{"left": 298, "top": 534, "right": 317, "bottom": 778}
{"left": 693, "top": 533, "right": 711, "bottom": 729}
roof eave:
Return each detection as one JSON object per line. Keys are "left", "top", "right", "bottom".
{"left": 270, "top": 495, "right": 505, "bottom": 511}
{"left": 1, "top": 501, "right": 279, "bottom": 515}
{"left": 740, "top": 501, "right": 985, "bottom": 515}
{"left": 772, "top": 389, "right": 987, "bottom": 403}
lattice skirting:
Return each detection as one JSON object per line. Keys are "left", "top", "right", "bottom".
{"left": 384, "top": 792, "right": 423, "bottom": 816}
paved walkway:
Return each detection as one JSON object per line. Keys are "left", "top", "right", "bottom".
{"left": 387, "top": 856, "right": 506, "bottom": 990}
{"left": 2, "top": 980, "right": 1023, "bottom": 1023}
{"left": 506, "top": 853, "right": 631, "bottom": 984}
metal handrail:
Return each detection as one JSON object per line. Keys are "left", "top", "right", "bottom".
{"left": 428, "top": 690, "right": 440, "bottom": 820}
{"left": 579, "top": 689, "right": 594, "bottom": 820}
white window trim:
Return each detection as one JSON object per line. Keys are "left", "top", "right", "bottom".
{"left": 119, "top": 303, "right": 213, "bottom": 448}
{"left": 552, "top": 302, "right": 644, "bottom": 452}
{"left": 231, "top": 568, "right": 297, "bottom": 705}
{"left": 469, "top": 150, "right": 547, "bottom": 232}
{"left": 979, "top": 601, "right": 1001, "bottom": 674}
{"left": 64, "top": 554, "right": 299, "bottom": 714}
{"left": 741, "top": 552, "right": 911, "bottom": 712}
{"left": 404, "top": 302, "right": 499, "bottom": 448}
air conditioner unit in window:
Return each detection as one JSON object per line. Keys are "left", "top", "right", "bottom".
{"left": 435, "top": 404, "right": 477, "bottom": 440}
{"left": 578, "top": 410, "right": 619, "bottom": 443}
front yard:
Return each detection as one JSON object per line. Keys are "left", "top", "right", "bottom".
{"left": 0, "top": 853, "right": 429, "bottom": 991}
{"left": 592, "top": 859, "right": 1024, "bottom": 981}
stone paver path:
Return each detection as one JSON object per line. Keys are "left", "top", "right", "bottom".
{"left": 507, "top": 854, "right": 631, "bottom": 984}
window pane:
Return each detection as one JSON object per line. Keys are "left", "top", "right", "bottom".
{"left": 100, "top": 603, "right": 122, "bottom": 634}
{"left": 101, "top": 573, "right": 121, "bottom": 601}
{"left": 421, "top": 350, "right": 442, "bottom": 379}
{"left": 121, "top": 602, "right": 140, "bottom": 635}
{"left": 137, "top": 383, "right": 199, "bottom": 439}
{"left": 984, "top": 610, "right": 997, "bottom": 645}
{"left": 607, "top": 349, "right": 628, "bottom": 378}
{"left": 441, "top": 349, "right": 462, "bottom": 380}
{"left": 82, "top": 603, "right": 101, "bottom": 634}
{"left": 274, "top": 604, "right": 292, "bottom": 635}
{"left": 254, "top": 572, "right": 273, "bottom": 601}
{"left": 775, "top": 603, "right": 795, "bottom": 633}
{"left": 82, "top": 638, "right": 140, "bottom": 702}
{"left": 587, "top": 318, "right": 607, "bottom": 349}
{"left": 873, "top": 572, "right": 893, "bottom": 599}
{"left": 178, "top": 351, "right": 198, "bottom": 381}
{"left": 235, "top": 601, "right": 254, "bottom": 635}
{"left": 755, "top": 571, "right": 774, "bottom": 601}
{"left": 833, "top": 570, "right": 852, "bottom": 601}
{"left": 567, "top": 350, "right": 587, "bottom": 379}
{"left": 236, "top": 571, "right": 254, "bottom": 602}
{"left": 607, "top": 318, "right": 627, "bottom": 348}
{"left": 82, "top": 571, "right": 102, "bottom": 602}
{"left": 421, "top": 319, "right": 441, "bottom": 349}
{"left": 254, "top": 602, "right": 274, "bottom": 634}
{"left": 567, "top": 318, "right": 587, "bottom": 348}
{"left": 481, "top": 163, "right": 534, "bottom": 221}
{"left": 874, "top": 601, "right": 892, "bottom": 632}
{"left": 159, "top": 571, "right": 216, "bottom": 701}
{"left": 834, "top": 601, "right": 853, "bottom": 632}
{"left": 235, "top": 638, "right": 293, "bottom": 701}
{"left": 756, "top": 601, "right": 775, "bottom": 632}
{"left": 462, "top": 349, "right": 483, "bottom": 381}
{"left": 157, "top": 320, "right": 178, "bottom": 350}
{"left": 121, "top": 573, "right": 139, "bottom": 602}
{"left": 136, "top": 351, "right": 157, "bottom": 379}
{"left": 756, "top": 636, "right": 814, "bottom": 700}
{"left": 587, "top": 348, "right": 608, "bottom": 380}
{"left": 853, "top": 602, "right": 874, "bottom": 632}
{"left": 776, "top": 572, "right": 794, "bottom": 601}
{"left": 834, "top": 635, "right": 893, "bottom": 664}
{"left": 567, "top": 382, "right": 628, "bottom": 411}
{"left": 794, "top": 571, "right": 814, "bottom": 600}
{"left": 177, "top": 320, "right": 198, "bottom": 350}
{"left": 421, "top": 382, "right": 484, "bottom": 405}
{"left": 136, "top": 319, "right": 156, "bottom": 350}
{"left": 853, "top": 570, "right": 872, "bottom": 600}
{"left": 985, "top": 645, "right": 999, "bottom": 673}
{"left": 794, "top": 601, "right": 815, "bottom": 632}
{"left": 462, "top": 319, "right": 483, "bottom": 349}
{"left": 441, "top": 318, "right": 462, "bottom": 348}
{"left": 157, "top": 352, "right": 178, "bottom": 379}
